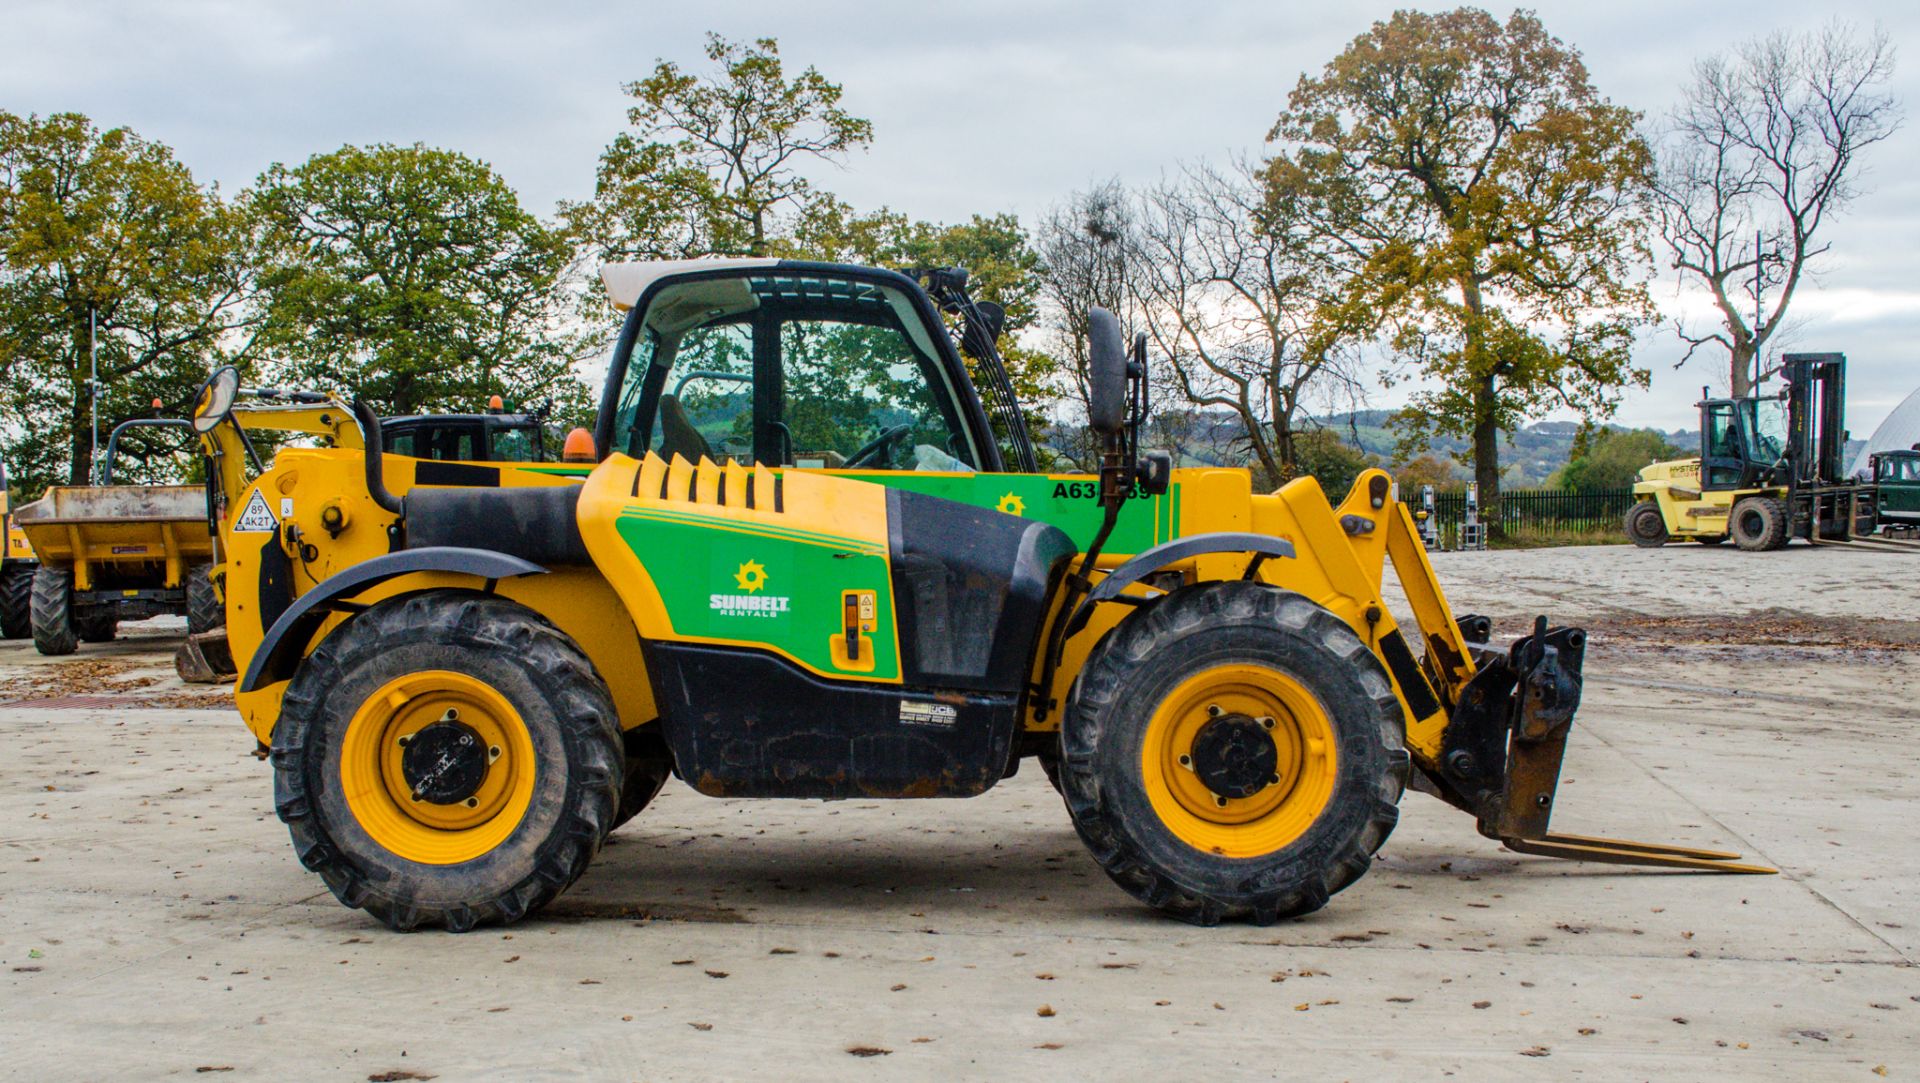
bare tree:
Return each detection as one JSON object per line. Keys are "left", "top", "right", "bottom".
{"left": 1651, "top": 22, "right": 1900, "bottom": 397}
{"left": 1034, "top": 180, "right": 1135, "bottom": 468}
{"left": 1131, "top": 157, "right": 1364, "bottom": 487}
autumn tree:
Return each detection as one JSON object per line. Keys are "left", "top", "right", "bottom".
{"left": 250, "top": 143, "right": 587, "bottom": 419}
{"left": 1033, "top": 179, "right": 1137, "bottom": 466}
{"left": 1267, "top": 8, "right": 1657, "bottom": 510}
{"left": 1649, "top": 22, "right": 1900, "bottom": 397}
{"left": 569, "top": 34, "right": 873, "bottom": 263}
{"left": 1553, "top": 427, "right": 1683, "bottom": 491}
{"left": 0, "top": 111, "right": 254, "bottom": 497}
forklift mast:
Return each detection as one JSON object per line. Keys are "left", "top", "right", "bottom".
{"left": 1782, "top": 353, "right": 1848, "bottom": 490}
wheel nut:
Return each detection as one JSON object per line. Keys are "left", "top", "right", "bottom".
{"left": 396, "top": 735, "right": 410, "bottom": 747}
{"left": 1206, "top": 704, "right": 1223, "bottom": 717}
{"left": 1214, "top": 796, "right": 1228, "bottom": 808}
{"left": 464, "top": 797, "right": 479, "bottom": 808}
{"left": 1178, "top": 754, "right": 1192, "bottom": 768}
{"left": 1259, "top": 716, "right": 1274, "bottom": 729}
{"left": 488, "top": 745, "right": 501, "bottom": 762}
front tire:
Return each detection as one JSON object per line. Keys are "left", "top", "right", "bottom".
{"left": 272, "top": 591, "right": 622, "bottom": 931}
{"left": 0, "top": 565, "right": 31, "bottom": 639}
{"left": 1623, "top": 501, "right": 1669, "bottom": 548}
{"left": 1060, "top": 582, "right": 1407, "bottom": 926}
{"left": 30, "top": 566, "right": 77, "bottom": 656}
{"left": 1730, "top": 496, "right": 1789, "bottom": 551}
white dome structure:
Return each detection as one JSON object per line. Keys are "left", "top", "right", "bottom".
{"left": 1849, "top": 385, "right": 1920, "bottom": 478}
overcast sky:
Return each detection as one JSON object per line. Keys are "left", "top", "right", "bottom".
{"left": 6, "top": 0, "right": 1917, "bottom": 436}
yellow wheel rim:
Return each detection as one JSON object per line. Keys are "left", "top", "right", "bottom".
{"left": 1141, "top": 663, "right": 1338, "bottom": 859}
{"left": 338, "top": 670, "right": 536, "bottom": 865}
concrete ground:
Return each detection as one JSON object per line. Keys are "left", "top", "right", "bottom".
{"left": 1, "top": 545, "right": 1916, "bottom": 1081}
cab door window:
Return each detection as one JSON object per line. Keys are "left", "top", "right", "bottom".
{"left": 778, "top": 316, "right": 972, "bottom": 471}
{"left": 1703, "top": 403, "right": 1743, "bottom": 487}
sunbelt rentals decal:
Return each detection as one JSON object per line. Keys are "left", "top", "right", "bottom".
{"left": 711, "top": 559, "right": 790, "bottom": 618}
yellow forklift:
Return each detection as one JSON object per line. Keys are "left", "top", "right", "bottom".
{"left": 1626, "top": 353, "right": 1892, "bottom": 550}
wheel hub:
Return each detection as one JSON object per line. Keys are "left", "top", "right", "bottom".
{"left": 401, "top": 719, "right": 490, "bottom": 805}
{"left": 1189, "top": 713, "right": 1279, "bottom": 800}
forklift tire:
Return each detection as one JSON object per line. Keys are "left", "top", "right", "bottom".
{"left": 0, "top": 565, "right": 30, "bottom": 639}
{"left": 30, "top": 566, "right": 77, "bottom": 656}
{"left": 186, "top": 564, "right": 221, "bottom": 635}
{"left": 1060, "top": 581, "right": 1407, "bottom": 926}
{"left": 1730, "top": 496, "right": 1789, "bottom": 552}
{"left": 272, "top": 591, "right": 623, "bottom": 932}
{"left": 1623, "top": 501, "right": 1669, "bottom": 548}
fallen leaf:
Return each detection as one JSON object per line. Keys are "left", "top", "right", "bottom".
{"left": 1036, "top": 1005, "right": 1056, "bottom": 1018}
{"left": 688, "top": 1023, "right": 712, "bottom": 1032}
{"left": 1577, "top": 1028, "right": 1597, "bottom": 1036}
{"left": 890, "top": 984, "right": 907, "bottom": 992}
{"left": 671, "top": 959, "right": 695, "bottom": 966}
{"left": 578, "top": 979, "right": 600, "bottom": 985}
{"left": 1035, "top": 972, "right": 1055, "bottom": 980}
{"left": 1673, "top": 1017, "right": 1690, "bottom": 1026}
{"left": 503, "top": 956, "right": 519, "bottom": 963}
{"left": 194, "top": 1070, "right": 233, "bottom": 1075}
{"left": 769, "top": 948, "right": 796, "bottom": 955}
{"left": 1519, "top": 1046, "right": 1550, "bottom": 1058}
{"left": 845, "top": 1046, "right": 891, "bottom": 1058}
{"left": 1473, "top": 1001, "right": 1492, "bottom": 1010}
{"left": 367, "top": 1073, "right": 435, "bottom": 1082}
{"left": 704, "top": 970, "right": 729, "bottom": 979}
{"left": 1034, "top": 1043, "right": 1064, "bottom": 1050}
{"left": 1387, "top": 997, "right": 1414, "bottom": 1004}
{"left": 1294, "top": 1004, "right": 1310, "bottom": 1012}
{"left": 910, "top": 1038, "right": 934, "bottom": 1044}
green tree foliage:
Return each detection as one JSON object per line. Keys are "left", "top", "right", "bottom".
{"left": 1266, "top": 8, "right": 1657, "bottom": 510}
{"left": 1553, "top": 427, "right": 1682, "bottom": 491}
{"left": 0, "top": 111, "right": 253, "bottom": 497}
{"left": 569, "top": 34, "right": 873, "bottom": 263}
{"left": 250, "top": 143, "right": 587, "bottom": 420}
{"left": 1290, "top": 428, "right": 1377, "bottom": 500}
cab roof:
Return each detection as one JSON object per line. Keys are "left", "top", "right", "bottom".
{"left": 599, "top": 258, "right": 779, "bottom": 311}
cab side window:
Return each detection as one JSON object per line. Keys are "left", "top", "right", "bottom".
{"left": 779, "top": 317, "right": 972, "bottom": 471}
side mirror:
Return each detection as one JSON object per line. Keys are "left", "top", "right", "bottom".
{"left": 1086, "top": 306, "right": 1127, "bottom": 436}
{"left": 191, "top": 366, "right": 240, "bottom": 433}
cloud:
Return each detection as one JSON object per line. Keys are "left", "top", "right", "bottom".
{"left": 6, "top": 0, "right": 1917, "bottom": 428}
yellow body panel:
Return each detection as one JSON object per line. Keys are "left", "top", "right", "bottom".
{"left": 1632, "top": 457, "right": 1780, "bottom": 539}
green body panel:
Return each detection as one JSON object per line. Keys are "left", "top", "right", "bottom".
{"left": 612, "top": 505, "right": 899, "bottom": 680}
{"left": 842, "top": 472, "right": 1181, "bottom": 554}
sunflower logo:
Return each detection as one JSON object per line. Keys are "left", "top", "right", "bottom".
{"left": 734, "top": 559, "right": 768, "bottom": 593}
{"left": 996, "top": 492, "right": 1026, "bottom": 517}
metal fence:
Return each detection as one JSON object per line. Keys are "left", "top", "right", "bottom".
{"left": 1406, "top": 487, "right": 1635, "bottom": 548}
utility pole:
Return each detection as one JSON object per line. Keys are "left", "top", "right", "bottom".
{"left": 1752, "top": 230, "right": 1763, "bottom": 396}
{"left": 89, "top": 307, "right": 100, "bottom": 484}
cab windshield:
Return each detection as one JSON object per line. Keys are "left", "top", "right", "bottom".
{"left": 1742, "top": 398, "right": 1788, "bottom": 463}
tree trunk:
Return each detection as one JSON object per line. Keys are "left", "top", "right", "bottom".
{"left": 1471, "top": 391, "right": 1499, "bottom": 520}
{"left": 68, "top": 333, "right": 93, "bottom": 487}
{"left": 1728, "top": 339, "right": 1755, "bottom": 399}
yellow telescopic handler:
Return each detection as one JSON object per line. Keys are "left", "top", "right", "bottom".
{"left": 190, "top": 259, "right": 1771, "bottom": 932}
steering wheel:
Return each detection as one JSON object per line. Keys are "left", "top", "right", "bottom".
{"left": 844, "top": 424, "right": 914, "bottom": 469}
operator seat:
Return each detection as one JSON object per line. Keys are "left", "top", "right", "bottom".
{"left": 658, "top": 395, "right": 714, "bottom": 462}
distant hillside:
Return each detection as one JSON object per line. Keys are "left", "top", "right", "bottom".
{"left": 1305, "top": 410, "right": 1699, "bottom": 488}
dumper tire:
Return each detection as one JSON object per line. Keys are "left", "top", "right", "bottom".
{"left": 272, "top": 590, "right": 623, "bottom": 932}
{"left": 0, "top": 565, "right": 31, "bottom": 639}
{"left": 1623, "top": 501, "right": 1669, "bottom": 548}
{"left": 186, "top": 564, "right": 221, "bottom": 635}
{"left": 77, "top": 609, "right": 117, "bottom": 643}
{"left": 30, "top": 566, "right": 78, "bottom": 656}
{"left": 1060, "top": 581, "right": 1407, "bottom": 926}
{"left": 1730, "top": 496, "right": 1789, "bottom": 551}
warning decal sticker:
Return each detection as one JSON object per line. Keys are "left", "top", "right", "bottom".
{"left": 233, "top": 490, "right": 279, "bottom": 533}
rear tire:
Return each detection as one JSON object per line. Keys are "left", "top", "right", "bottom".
{"left": 0, "top": 565, "right": 31, "bottom": 639}
{"left": 1730, "top": 496, "right": 1789, "bottom": 551}
{"left": 186, "top": 564, "right": 221, "bottom": 634}
{"left": 611, "top": 753, "right": 672, "bottom": 830}
{"left": 1623, "top": 501, "right": 1669, "bottom": 548}
{"left": 1060, "top": 581, "right": 1407, "bottom": 926}
{"left": 272, "top": 591, "right": 623, "bottom": 932}
{"left": 30, "top": 566, "right": 77, "bottom": 656}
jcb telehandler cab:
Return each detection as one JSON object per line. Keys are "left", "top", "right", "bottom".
{"left": 191, "top": 259, "right": 1768, "bottom": 932}
{"left": 1627, "top": 353, "right": 1886, "bottom": 550}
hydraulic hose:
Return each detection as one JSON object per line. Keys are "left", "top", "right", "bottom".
{"left": 350, "top": 399, "right": 404, "bottom": 516}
